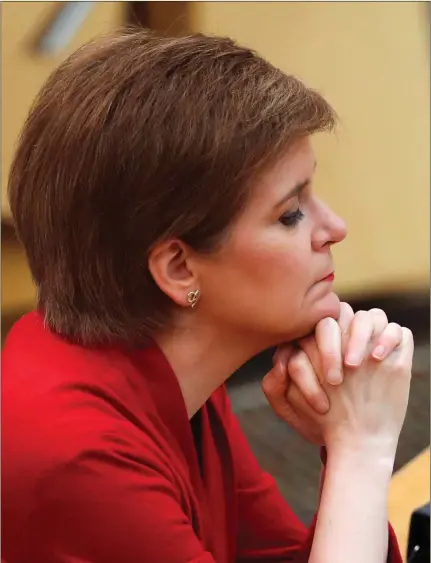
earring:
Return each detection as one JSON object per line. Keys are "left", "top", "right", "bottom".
{"left": 187, "top": 289, "right": 200, "bottom": 309}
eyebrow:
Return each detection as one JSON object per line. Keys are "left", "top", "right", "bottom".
{"left": 273, "top": 161, "right": 317, "bottom": 210}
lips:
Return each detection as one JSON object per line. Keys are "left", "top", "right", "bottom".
{"left": 320, "top": 272, "right": 335, "bottom": 282}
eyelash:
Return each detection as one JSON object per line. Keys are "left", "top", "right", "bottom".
{"left": 279, "top": 208, "right": 305, "bottom": 228}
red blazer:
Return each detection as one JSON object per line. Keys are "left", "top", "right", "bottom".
{"left": 2, "top": 312, "right": 402, "bottom": 563}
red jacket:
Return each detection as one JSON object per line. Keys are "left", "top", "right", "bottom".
{"left": 2, "top": 312, "right": 402, "bottom": 563}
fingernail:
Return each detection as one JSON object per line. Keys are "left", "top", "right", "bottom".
{"left": 327, "top": 369, "right": 343, "bottom": 385}
{"left": 319, "top": 397, "right": 330, "bottom": 413}
{"left": 345, "top": 354, "right": 360, "bottom": 367}
{"left": 372, "top": 345, "right": 386, "bottom": 360}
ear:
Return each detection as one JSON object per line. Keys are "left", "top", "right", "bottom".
{"left": 148, "top": 239, "right": 199, "bottom": 308}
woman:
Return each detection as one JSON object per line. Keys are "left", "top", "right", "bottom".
{"left": 2, "top": 30, "right": 412, "bottom": 563}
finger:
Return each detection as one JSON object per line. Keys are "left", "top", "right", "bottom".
{"left": 262, "top": 361, "right": 290, "bottom": 417}
{"left": 337, "top": 302, "right": 355, "bottom": 335}
{"left": 368, "top": 308, "right": 389, "bottom": 341}
{"left": 371, "top": 322, "right": 403, "bottom": 360}
{"left": 344, "top": 309, "right": 389, "bottom": 366}
{"left": 272, "top": 343, "right": 296, "bottom": 369}
{"left": 298, "top": 335, "right": 323, "bottom": 378}
{"left": 399, "top": 327, "right": 414, "bottom": 368}
{"left": 384, "top": 327, "right": 414, "bottom": 375}
{"left": 344, "top": 310, "right": 375, "bottom": 367}
{"left": 315, "top": 317, "right": 343, "bottom": 385}
{"left": 337, "top": 302, "right": 355, "bottom": 355}
{"left": 263, "top": 365, "right": 316, "bottom": 435}
{"left": 288, "top": 350, "right": 330, "bottom": 414}
{"left": 286, "top": 380, "right": 320, "bottom": 421}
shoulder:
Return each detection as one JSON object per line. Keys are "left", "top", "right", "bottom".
{"left": 2, "top": 315, "right": 205, "bottom": 561}
{"left": 2, "top": 312, "right": 177, "bottom": 493}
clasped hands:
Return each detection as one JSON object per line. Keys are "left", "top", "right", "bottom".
{"left": 262, "top": 302, "right": 412, "bottom": 447}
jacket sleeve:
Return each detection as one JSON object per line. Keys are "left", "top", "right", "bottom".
{"left": 217, "top": 388, "right": 403, "bottom": 563}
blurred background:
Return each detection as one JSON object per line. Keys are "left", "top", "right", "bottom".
{"left": 1, "top": 2, "right": 429, "bottom": 560}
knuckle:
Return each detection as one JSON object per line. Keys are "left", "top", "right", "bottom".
{"left": 351, "top": 310, "right": 372, "bottom": 332}
{"left": 287, "top": 364, "right": 302, "bottom": 383}
{"left": 261, "top": 378, "right": 272, "bottom": 395}
{"left": 370, "top": 309, "right": 388, "bottom": 328}
{"left": 262, "top": 374, "right": 278, "bottom": 395}
{"left": 321, "top": 351, "right": 340, "bottom": 371}
{"left": 316, "top": 316, "right": 337, "bottom": 332}
{"left": 321, "top": 348, "right": 339, "bottom": 360}
{"left": 286, "top": 384, "right": 302, "bottom": 406}
{"left": 287, "top": 384, "right": 305, "bottom": 407}
{"left": 402, "top": 327, "right": 414, "bottom": 348}
{"left": 288, "top": 351, "right": 307, "bottom": 373}
{"left": 369, "top": 308, "right": 387, "bottom": 319}
{"left": 354, "top": 309, "right": 368, "bottom": 319}
{"left": 340, "top": 301, "right": 354, "bottom": 315}
{"left": 402, "top": 326, "right": 413, "bottom": 340}
{"left": 299, "top": 335, "right": 315, "bottom": 353}
{"left": 308, "top": 389, "right": 324, "bottom": 405}
{"left": 381, "top": 323, "right": 402, "bottom": 340}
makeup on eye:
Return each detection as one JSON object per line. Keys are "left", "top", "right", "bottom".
{"left": 279, "top": 207, "right": 305, "bottom": 227}
{"left": 277, "top": 188, "right": 307, "bottom": 228}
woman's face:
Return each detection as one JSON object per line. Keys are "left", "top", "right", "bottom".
{"left": 196, "top": 136, "right": 347, "bottom": 348}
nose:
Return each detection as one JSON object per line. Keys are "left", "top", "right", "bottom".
{"left": 311, "top": 200, "right": 347, "bottom": 250}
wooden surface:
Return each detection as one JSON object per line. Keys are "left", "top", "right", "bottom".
{"left": 388, "top": 447, "right": 430, "bottom": 561}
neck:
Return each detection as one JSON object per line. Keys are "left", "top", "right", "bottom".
{"left": 154, "top": 323, "right": 270, "bottom": 418}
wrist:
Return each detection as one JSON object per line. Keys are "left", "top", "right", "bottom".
{"left": 326, "top": 436, "right": 396, "bottom": 474}
{"left": 326, "top": 432, "right": 398, "bottom": 460}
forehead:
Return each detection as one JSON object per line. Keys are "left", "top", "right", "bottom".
{"left": 250, "top": 137, "right": 316, "bottom": 206}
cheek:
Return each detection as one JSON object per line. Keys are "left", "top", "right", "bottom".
{"left": 231, "top": 231, "right": 311, "bottom": 292}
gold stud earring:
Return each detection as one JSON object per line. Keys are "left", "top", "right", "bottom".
{"left": 187, "top": 289, "right": 200, "bottom": 309}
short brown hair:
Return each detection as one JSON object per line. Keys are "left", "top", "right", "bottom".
{"left": 9, "top": 28, "right": 336, "bottom": 346}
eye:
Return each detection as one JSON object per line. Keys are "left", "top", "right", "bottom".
{"left": 279, "top": 208, "right": 305, "bottom": 228}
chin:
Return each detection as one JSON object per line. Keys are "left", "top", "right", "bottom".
{"left": 276, "top": 292, "right": 341, "bottom": 344}
{"left": 312, "top": 291, "right": 341, "bottom": 322}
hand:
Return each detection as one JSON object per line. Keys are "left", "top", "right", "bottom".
{"left": 283, "top": 303, "right": 405, "bottom": 380}
{"left": 262, "top": 305, "right": 406, "bottom": 444}
{"left": 273, "top": 304, "right": 404, "bottom": 410}
{"left": 302, "top": 323, "right": 414, "bottom": 457}
{"left": 262, "top": 346, "right": 326, "bottom": 445}
{"left": 271, "top": 303, "right": 355, "bottom": 418}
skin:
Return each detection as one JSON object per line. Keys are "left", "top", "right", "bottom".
{"left": 280, "top": 319, "right": 413, "bottom": 563}
{"left": 149, "top": 137, "right": 348, "bottom": 417}
{"left": 267, "top": 303, "right": 405, "bottom": 444}
{"left": 264, "top": 304, "right": 404, "bottom": 444}
{"left": 149, "top": 137, "right": 403, "bottom": 418}
{"left": 149, "top": 135, "right": 413, "bottom": 563}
